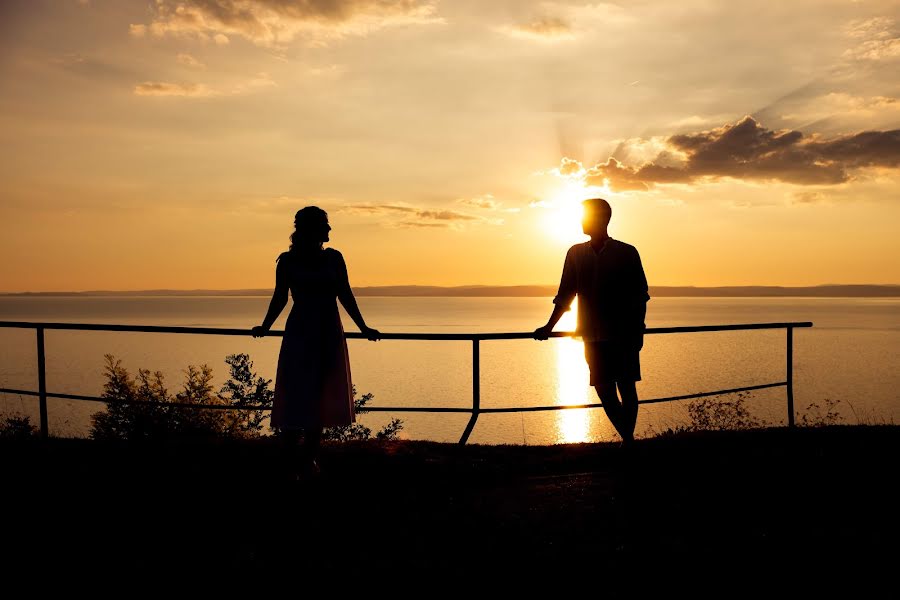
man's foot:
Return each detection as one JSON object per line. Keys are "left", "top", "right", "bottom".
{"left": 295, "top": 460, "right": 321, "bottom": 481}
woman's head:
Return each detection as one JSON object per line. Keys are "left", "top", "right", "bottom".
{"left": 290, "top": 206, "right": 331, "bottom": 251}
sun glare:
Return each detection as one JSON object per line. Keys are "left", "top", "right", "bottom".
{"left": 542, "top": 182, "right": 591, "bottom": 243}
{"left": 554, "top": 299, "right": 593, "bottom": 443}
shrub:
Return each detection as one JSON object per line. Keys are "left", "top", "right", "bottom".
{"left": 684, "top": 391, "right": 763, "bottom": 432}
{"left": 90, "top": 353, "right": 401, "bottom": 442}
{"left": 323, "top": 387, "right": 404, "bottom": 442}
{"left": 0, "top": 416, "right": 38, "bottom": 440}
{"left": 799, "top": 398, "right": 844, "bottom": 427}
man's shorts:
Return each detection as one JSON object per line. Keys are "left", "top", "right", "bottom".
{"left": 583, "top": 340, "right": 642, "bottom": 385}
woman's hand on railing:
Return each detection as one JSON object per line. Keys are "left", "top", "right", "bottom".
{"left": 362, "top": 326, "right": 381, "bottom": 341}
{"left": 251, "top": 325, "right": 268, "bottom": 338}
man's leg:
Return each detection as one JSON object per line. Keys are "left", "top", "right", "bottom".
{"left": 616, "top": 380, "right": 639, "bottom": 443}
{"left": 595, "top": 381, "right": 629, "bottom": 442}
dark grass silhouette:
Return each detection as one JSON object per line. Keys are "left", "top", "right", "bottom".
{"left": 2, "top": 425, "right": 897, "bottom": 592}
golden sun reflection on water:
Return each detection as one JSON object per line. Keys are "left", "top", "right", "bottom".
{"left": 554, "top": 300, "right": 593, "bottom": 444}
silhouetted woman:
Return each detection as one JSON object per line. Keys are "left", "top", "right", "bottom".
{"left": 252, "top": 206, "right": 380, "bottom": 478}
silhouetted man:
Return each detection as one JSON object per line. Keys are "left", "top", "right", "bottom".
{"left": 535, "top": 198, "right": 650, "bottom": 446}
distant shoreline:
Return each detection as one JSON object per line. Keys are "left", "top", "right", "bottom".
{"left": 2, "top": 284, "right": 899, "bottom": 298}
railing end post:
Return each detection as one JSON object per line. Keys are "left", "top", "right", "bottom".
{"left": 36, "top": 327, "right": 49, "bottom": 440}
{"left": 786, "top": 326, "right": 795, "bottom": 428}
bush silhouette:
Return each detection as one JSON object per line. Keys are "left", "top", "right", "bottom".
{"left": 90, "top": 353, "right": 401, "bottom": 442}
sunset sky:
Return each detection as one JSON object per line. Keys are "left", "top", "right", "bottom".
{"left": 1, "top": 0, "right": 898, "bottom": 291}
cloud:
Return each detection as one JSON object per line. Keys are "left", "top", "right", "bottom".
{"left": 176, "top": 53, "right": 206, "bottom": 68}
{"left": 457, "top": 194, "right": 499, "bottom": 210}
{"left": 340, "top": 202, "right": 502, "bottom": 228}
{"left": 790, "top": 191, "right": 827, "bottom": 205}
{"left": 397, "top": 221, "right": 450, "bottom": 228}
{"left": 780, "top": 93, "right": 899, "bottom": 123}
{"left": 130, "top": 0, "right": 441, "bottom": 47}
{"left": 583, "top": 158, "right": 649, "bottom": 191}
{"left": 133, "top": 81, "right": 218, "bottom": 97}
{"left": 231, "top": 71, "right": 277, "bottom": 93}
{"left": 457, "top": 194, "right": 521, "bottom": 214}
{"left": 343, "top": 203, "right": 478, "bottom": 220}
{"left": 556, "top": 117, "right": 900, "bottom": 191}
{"left": 556, "top": 157, "right": 585, "bottom": 178}
{"left": 843, "top": 16, "right": 900, "bottom": 61}
{"left": 133, "top": 72, "right": 275, "bottom": 97}
{"left": 500, "top": 15, "right": 574, "bottom": 41}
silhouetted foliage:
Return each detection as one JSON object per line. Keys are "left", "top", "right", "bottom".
{"left": 685, "top": 392, "right": 762, "bottom": 431}
{"left": 90, "top": 356, "right": 173, "bottom": 441}
{"left": 218, "top": 353, "right": 273, "bottom": 436}
{"left": 0, "top": 415, "right": 38, "bottom": 440}
{"left": 799, "top": 398, "right": 845, "bottom": 427}
{"left": 323, "top": 386, "right": 403, "bottom": 442}
{"left": 90, "top": 353, "right": 401, "bottom": 442}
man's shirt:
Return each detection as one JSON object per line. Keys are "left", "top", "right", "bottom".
{"left": 553, "top": 238, "right": 650, "bottom": 342}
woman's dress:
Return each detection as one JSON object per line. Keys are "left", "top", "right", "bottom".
{"left": 271, "top": 248, "right": 354, "bottom": 430}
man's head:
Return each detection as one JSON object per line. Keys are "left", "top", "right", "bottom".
{"left": 581, "top": 198, "right": 612, "bottom": 236}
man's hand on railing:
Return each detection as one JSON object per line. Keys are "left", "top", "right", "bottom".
{"left": 533, "top": 325, "right": 553, "bottom": 340}
{"left": 250, "top": 325, "right": 268, "bottom": 338}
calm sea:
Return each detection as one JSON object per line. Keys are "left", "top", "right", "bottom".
{"left": 1, "top": 296, "right": 897, "bottom": 445}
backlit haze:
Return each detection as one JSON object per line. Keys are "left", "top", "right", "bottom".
{"left": 1, "top": 0, "right": 898, "bottom": 292}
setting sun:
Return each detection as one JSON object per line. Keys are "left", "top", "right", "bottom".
{"left": 541, "top": 183, "right": 592, "bottom": 244}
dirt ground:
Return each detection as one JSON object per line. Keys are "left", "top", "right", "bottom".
{"left": 3, "top": 426, "right": 897, "bottom": 594}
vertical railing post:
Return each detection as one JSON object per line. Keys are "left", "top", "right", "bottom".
{"left": 786, "top": 326, "right": 795, "bottom": 427}
{"left": 36, "top": 327, "right": 49, "bottom": 439}
{"left": 458, "top": 338, "right": 480, "bottom": 445}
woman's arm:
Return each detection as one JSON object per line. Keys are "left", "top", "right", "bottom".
{"left": 251, "top": 256, "right": 290, "bottom": 338}
{"left": 338, "top": 290, "right": 380, "bottom": 340}
{"left": 335, "top": 251, "right": 380, "bottom": 341}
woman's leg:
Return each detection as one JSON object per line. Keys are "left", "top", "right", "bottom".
{"left": 302, "top": 426, "right": 323, "bottom": 474}
{"left": 278, "top": 429, "right": 302, "bottom": 473}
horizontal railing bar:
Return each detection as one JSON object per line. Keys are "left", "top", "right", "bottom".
{"left": 1, "top": 381, "right": 787, "bottom": 413}
{"left": 0, "top": 320, "right": 814, "bottom": 339}
{"left": 365, "top": 382, "right": 789, "bottom": 413}
{"left": 0, "top": 388, "right": 270, "bottom": 411}
{"left": 631, "top": 381, "right": 787, "bottom": 406}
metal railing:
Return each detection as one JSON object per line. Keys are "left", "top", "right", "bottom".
{"left": 0, "top": 320, "right": 813, "bottom": 444}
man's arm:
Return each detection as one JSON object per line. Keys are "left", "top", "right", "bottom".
{"left": 535, "top": 247, "right": 576, "bottom": 340}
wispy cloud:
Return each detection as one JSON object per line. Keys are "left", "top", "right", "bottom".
{"left": 790, "top": 190, "right": 827, "bottom": 205}
{"left": 780, "top": 93, "right": 899, "bottom": 123}
{"left": 340, "top": 202, "right": 503, "bottom": 228}
{"left": 844, "top": 16, "right": 900, "bottom": 61}
{"left": 129, "top": 0, "right": 442, "bottom": 47}
{"left": 133, "top": 81, "right": 218, "bottom": 97}
{"left": 499, "top": 15, "right": 574, "bottom": 42}
{"left": 133, "top": 72, "right": 276, "bottom": 98}
{"left": 176, "top": 53, "right": 206, "bottom": 68}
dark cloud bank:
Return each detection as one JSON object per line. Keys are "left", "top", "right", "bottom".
{"left": 580, "top": 117, "right": 900, "bottom": 191}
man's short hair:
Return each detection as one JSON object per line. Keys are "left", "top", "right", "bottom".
{"left": 582, "top": 198, "right": 612, "bottom": 225}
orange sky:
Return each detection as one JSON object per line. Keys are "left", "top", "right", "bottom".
{"left": 1, "top": 0, "right": 898, "bottom": 291}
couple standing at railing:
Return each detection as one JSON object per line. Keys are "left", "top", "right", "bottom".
{"left": 252, "top": 199, "right": 649, "bottom": 478}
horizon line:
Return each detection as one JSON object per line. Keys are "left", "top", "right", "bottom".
{"left": 2, "top": 283, "right": 899, "bottom": 298}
